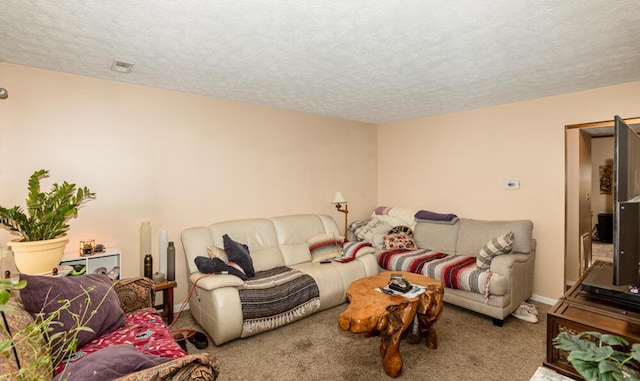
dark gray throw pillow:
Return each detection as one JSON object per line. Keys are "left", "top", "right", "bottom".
{"left": 52, "top": 344, "right": 170, "bottom": 381}
{"left": 223, "top": 234, "right": 255, "bottom": 278}
{"left": 195, "top": 256, "right": 248, "bottom": 280}
{"left": 20, "top": 273, "right": 126, "bottom": 366}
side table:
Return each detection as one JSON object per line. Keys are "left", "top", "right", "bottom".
{"left": 153, "top": 280, "right": 177, "bottom": 323}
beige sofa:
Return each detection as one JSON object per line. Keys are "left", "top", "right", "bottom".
{"left": 181, "top": 214, "right": 379, "bottom": 345}
{"left": 371, "top": 217, "right": 536, "bottom": 326}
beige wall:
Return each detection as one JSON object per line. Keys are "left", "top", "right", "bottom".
{"left": 3, "top": 62, "right": 640, "bottom": 303}
{"left": 0, "top": 64, "right": 378, "bottom": 303}
{"left": 377, "top": 80, "right": 640, "bottom": 301}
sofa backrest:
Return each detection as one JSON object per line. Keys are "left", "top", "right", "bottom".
{"left": 455, "top": 218, "right": 534, "bottom": 256}
{"left": 413, "top": 222, "right": 459, "bottom": 255}
{"left": 181, "top": 214, "right": 340, "bottom": 274}
{"left": 270, "top": 214, "right": 341, "bottom": 266}
{"left": 413, "top": 218, "right": 534, "bottom": 258}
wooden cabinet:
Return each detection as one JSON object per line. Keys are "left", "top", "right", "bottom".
{"left": 545, "top": 261, "right": 640, "bottom": 379}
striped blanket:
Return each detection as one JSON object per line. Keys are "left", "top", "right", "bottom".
{"left": 378, "top": 249, "right": 493, "bottom": 297}
{"left": 238, "top": 266, "right": 320, "bottom": 338}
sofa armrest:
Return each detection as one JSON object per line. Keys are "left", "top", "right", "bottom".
{"left": 491, "top": 251, "right": 536, "bottom": 312}
{"left": 489, "top": 252, "right": 532, "bottom": 278}
{"left": 189, "top": 272, "right": 245, "bottom": 291}
{"left": 113, "top": 277, "right": 155, "bottom": 313}
{"left": 115, "top": 353, "right": 220, "bottom": 381}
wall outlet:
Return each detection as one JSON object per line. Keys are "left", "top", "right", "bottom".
{"left": 504, "top": 180, "right": 520, "bottom": 190}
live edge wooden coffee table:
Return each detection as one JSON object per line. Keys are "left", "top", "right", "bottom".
{"left": 338, "top": 272, "right": 444, "bottom": 378}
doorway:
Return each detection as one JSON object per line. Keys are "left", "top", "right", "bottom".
{"left": 565, "top": 117, "right": 640, "bottom": 288}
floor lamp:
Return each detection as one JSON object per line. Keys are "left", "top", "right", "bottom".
{"left": 331, "top": 192, "right": 349, "bottom": 239}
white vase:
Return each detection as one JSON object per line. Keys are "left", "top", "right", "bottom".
{"left": 10, "top": 235, "right": 68, "bottom": 275}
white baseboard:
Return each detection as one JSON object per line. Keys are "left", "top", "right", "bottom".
{"left": 173, "top": 302, "right": 189, "bottom": 312}
{"left": 530, "top": 293, "right": 557, "bottom": 306}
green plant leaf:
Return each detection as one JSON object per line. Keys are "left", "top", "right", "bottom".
{"left": 600, "top": 334, "right": 630, "bottom": 347}
{"left": 554, "top": 331, "right": 596, "bottom": 351}
{"left": 570, "top": 358, "right": 602, "bottom": 381}
{"left": 0, "top": 169, "right": 95, "bottom": 241}
{"left": 568, "top": 346, "right": 615, "bottom": 363}
{"left": 0, "top": 289, "right": 9, "bottom": 305}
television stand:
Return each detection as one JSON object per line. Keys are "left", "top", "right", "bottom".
{"left": 580, "top": 261, "right": 640, "bottom": 309}
{"left": 545, "top": 261, "right": 640, "bottom": 379}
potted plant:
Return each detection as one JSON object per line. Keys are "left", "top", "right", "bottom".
{"left": 0, "top": 169, "right": 95, "bottom": 274}
{"left": 553, "top": 331, "right": 640, "bottom": 381}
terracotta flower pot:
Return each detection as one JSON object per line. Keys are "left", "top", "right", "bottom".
{"left": 10, "top": 235, "right": 69, "bottom": 275}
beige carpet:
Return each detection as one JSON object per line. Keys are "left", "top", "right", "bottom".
{"left": 172, "top": 301, "right": 548, "bottom": 381}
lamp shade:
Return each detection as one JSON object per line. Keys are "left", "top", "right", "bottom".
{"left": 332, "top": 191, "right": 347, "bottom": 204}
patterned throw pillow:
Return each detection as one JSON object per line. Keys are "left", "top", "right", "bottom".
{"left": 476, "top": 231, "right": 514, "bottom": 270}
{"left": 384, "top": 233, "right": 417, "bottom": 250}
{"left": 308, "top": 233, "right": 342, "bottom": 262}
{"left": 388, "top": 225, "right": 413, "bottom": 236}
{"left": 353, "top": 217, "right": 393, "bottom": 243}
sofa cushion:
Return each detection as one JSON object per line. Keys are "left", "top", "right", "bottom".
{"left": 238, "top": 267, "right": 320, "bottom": 338}
{"left": 54, "top": 309, "right": 186, "bottom": 375}
{"left": 413, "top": 221, "right": 459, "bottom": 255}
{"left": 20, "top": 274, "right": 126, "bottom": 366}
{"left": 223, "top": 234, "right": 256, "bottom": 278}
{"left": 53, "top": 344, "right": 170, "bottom": 381}
{"left": 308, "top": 233, "right": 342, "bottom": 263}
{"left": 377, "top": 249, "right": 499, "bottom": 296}
{"left": 476, "top": 231, "right": 514, "bottom": 270}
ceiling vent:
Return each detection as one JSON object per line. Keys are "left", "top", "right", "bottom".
{"left": 110, "top": 60, "right": 134, "bottom": 74}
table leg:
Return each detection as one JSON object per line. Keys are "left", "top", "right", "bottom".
{"left": 416, "top": 284, "right": 444, "bottom": 349}
{"left": 379, "top": 301, "right": 418, "bottom": 378}
{"left": 165, "top": 288, "right": 174, "bottom": 323}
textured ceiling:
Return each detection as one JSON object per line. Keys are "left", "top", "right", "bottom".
{"left": 2, "top": 1, "right": 640, "bottom": 124}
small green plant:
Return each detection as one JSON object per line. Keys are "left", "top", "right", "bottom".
{"left": 0, "top": 169, "right": 95, "bottom": 241}
{"left": 553, "top": 331, "right": 640, "bottom": 381}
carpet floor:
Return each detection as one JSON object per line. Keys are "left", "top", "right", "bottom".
{"left": 172, "top": 301, "right": 549, "bottom": 381}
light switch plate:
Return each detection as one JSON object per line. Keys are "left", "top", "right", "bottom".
{"left": 504, "top": 180, "right": 520, "bottom": 190}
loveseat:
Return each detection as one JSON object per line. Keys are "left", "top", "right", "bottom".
{"left": 1, "top": 275, "right": 220, "bottom": 380}
{"left": 181, "top": 214, "right": 379, "bottom": 345}
{"left": 351, "top": 207, "right": 536, "bottom": 326}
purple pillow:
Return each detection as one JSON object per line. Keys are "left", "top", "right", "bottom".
{"left": 53, "top": 345, "right": 169, "bottom": 381}
{"left": 20, "top": 273, "right": 126, "bottom": 366}
{"left": 223, "top": 234, "right": 255, "bottom": 278}
{"left": 195, "top": 256, "right": 248, "bottom": 280}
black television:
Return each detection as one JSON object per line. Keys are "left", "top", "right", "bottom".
{"left": 613, "top": 115, "right": 640, "bottom": 286}
{"left": 580, "top": 117, "right": 640, "bottom": 309}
